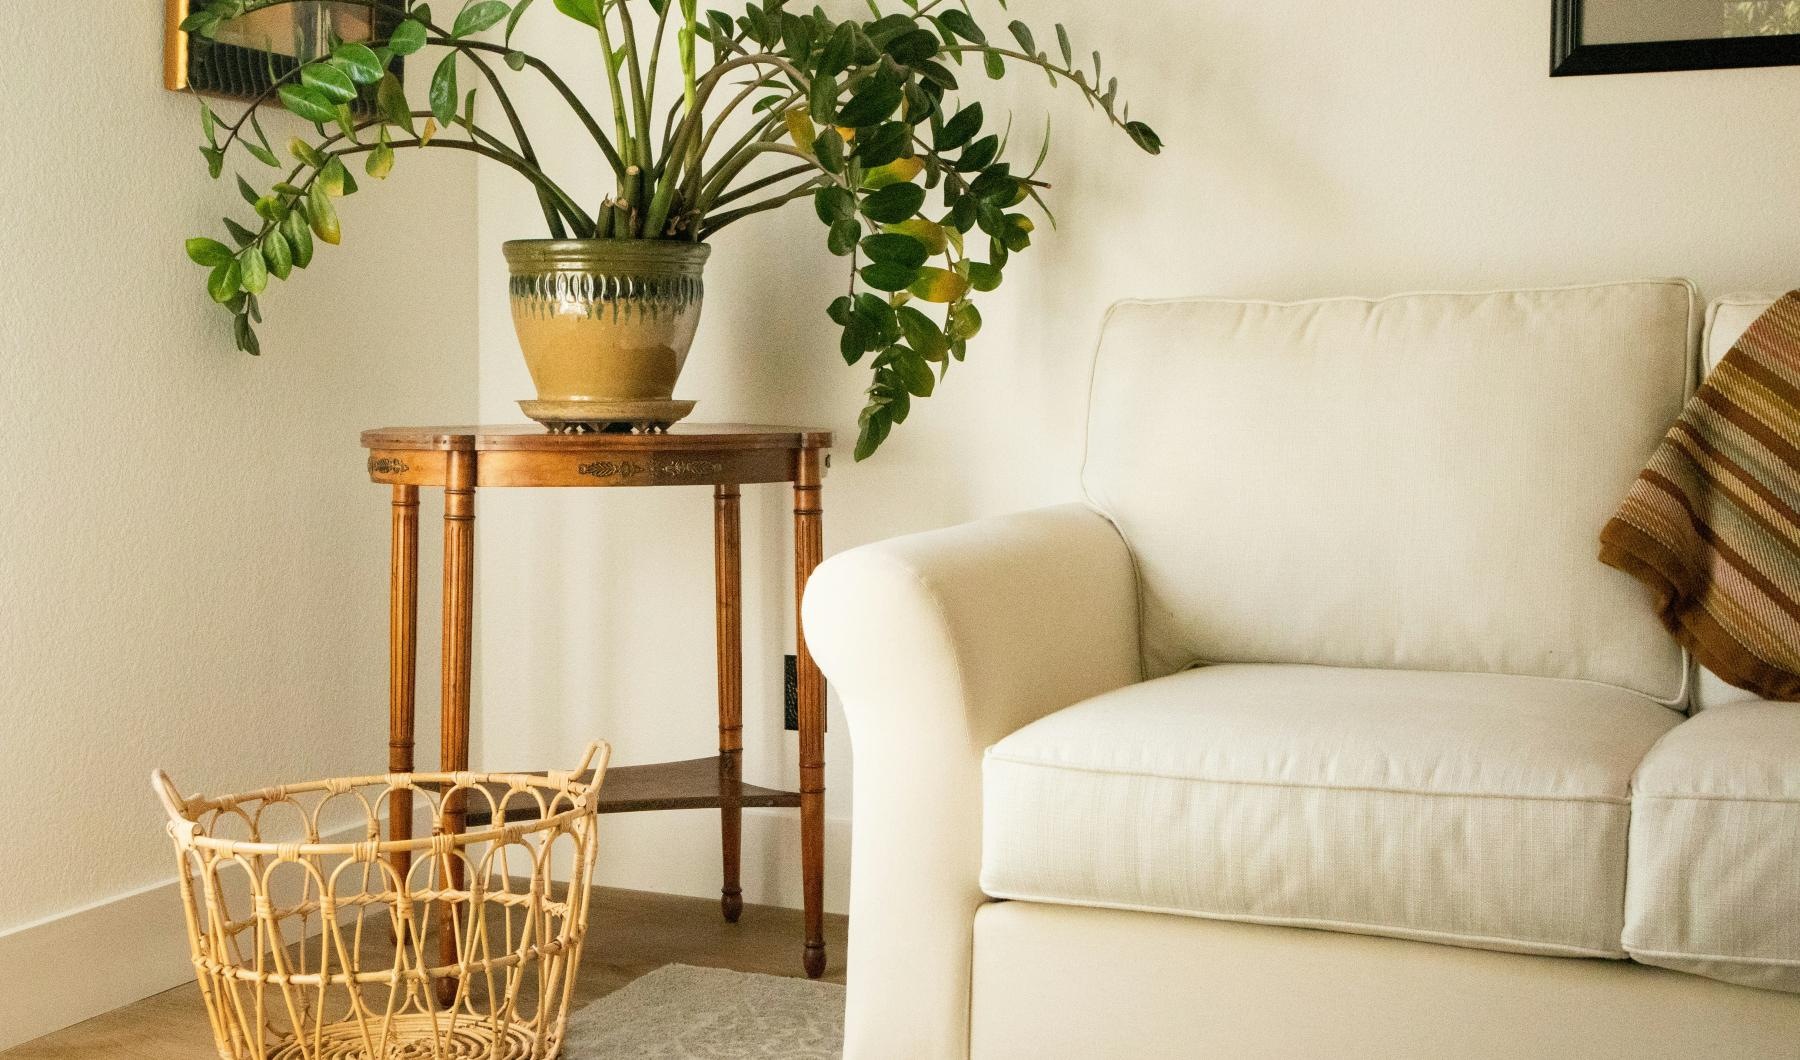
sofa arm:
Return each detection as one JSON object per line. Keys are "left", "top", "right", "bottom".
{"left": 802, "top": 503, "right": 1141, "bottom": 1059}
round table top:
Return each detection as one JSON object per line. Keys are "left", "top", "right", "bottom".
{"left": 361, "top": 423, "right": 833, "bottom": 453}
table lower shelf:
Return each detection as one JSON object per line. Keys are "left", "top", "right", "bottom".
{"left": 454, "top": 754, "right": 801, "bottom": 826}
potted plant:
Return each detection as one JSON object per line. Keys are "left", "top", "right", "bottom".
{"left": 180, "top": 0, "right": 1161, "bottom": 457}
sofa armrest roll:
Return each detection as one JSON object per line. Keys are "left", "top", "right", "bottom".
{"left": 802, "top": 502, "right": 1142, "bottom": 1059}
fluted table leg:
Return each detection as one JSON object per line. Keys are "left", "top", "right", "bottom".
{"left": 388, "top": 485, "right": 419, "bottom": 889}
{"left": 794, "top": 449, "right": 826, "bottom": 978}
{"left": 437, "top": 450, "right": 475, "bottom": 1004}
{"left": 715, "top": 484, "right": 744, "bottom": 923}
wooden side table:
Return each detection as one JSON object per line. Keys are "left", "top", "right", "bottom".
{"left": 361, "top": 423, "right": 833, "bottom": 979}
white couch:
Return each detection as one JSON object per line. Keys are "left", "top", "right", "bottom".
{"left": 804, "top": 282, "right": 1800, "bottom": 1059}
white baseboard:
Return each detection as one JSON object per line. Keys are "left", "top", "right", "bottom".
{"left": 0, "top": 811, "right": 851, "bottom": 1050}
{"left": 0, "top": 876, "right": 196, "bottom": 1051}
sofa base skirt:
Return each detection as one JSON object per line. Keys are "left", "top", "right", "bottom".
{"left": 970, "top": 901, "right": 1800, "bottom": 1060}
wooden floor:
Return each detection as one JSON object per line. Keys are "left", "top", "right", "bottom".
{"left": 2, "top": 887, "right": 848, "bottom": 1059}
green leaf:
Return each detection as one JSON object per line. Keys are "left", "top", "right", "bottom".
{"left": 505, "top": 49, "right": 528, "bottom": 70}
{"left": 302, "top": 62, "right": 358, "bottom": 103}
{"left": 860, "top": 262, "right": 922, "bottom": 292}
{"left": 1124, "top": 120, "right": 1163, "bottom": 155}
{"left": 505, "top": 0, "right": 537, "bottom": 44}
{"left": 1055, "top": 23, "right": 1072, "bottom": 65}
{"left": 860, "top": 233, "right": 928, "bottom": 269}
{"left": 827, "top": 219, "right": 860, "bottom": 256}
{"left": 376, "top": 73, "right": 415, "bottom": 135}
{"left": 453, "top": 0, "right": 510, "bottom": 37}
{"left": 290, "top": 137, "right": 326, "bottom": 167}
{"left": 262, "top": 231, "right": 293, "bottom": 279}
{"left": 838, "top": 80, "right": 902, "bottom": 128}
{"left": 317, "top": 156, "right": 349, "bottom": 197}
{"left": 222, "top": 216, "right": 258, "bottom": 247}
{"left": 807, "top": 73, "right": 839, "bottom": 126}
{"left": 234, "top": 313, "right": 261, "bottom": 356}
{"left": 854, "top": 410, "right": 891, "bottom": 460}
{"left": 827, "top": 295, "right": 856, "bottom": 326}
{"left": 958, "top": 134, "right": 999, "bottom": 172}
{"left": 388, "top": 18, "right": 429, "bottom": 54}
{"left": 278, "top": 84, "right": 338, "bottom": 124}
{"left": 207, "top": 260, "right": 241, "bottom": 304}
{"left": 885, "top": 29, "right": 939, "bottom": 64}
{"left": 966, "top": 260, "right": 1002, "bottom": 291}
{"left": 896, "top": 305, "right": 949, "bottom": 360}
{"left": 855, "top": 122, "right": 911, "bottom": 169}
{"left": 984, "top": 50, "right": 1004, "bottom": 80}
{"left": 1008, "top": 20, "right": 1035, "bottom": 54}
{"left": 282, "top": 211, "right": 314, "bottom": 268}
{"left": 429, "top": 53, "right": 459, "bottom": 125}
{"left": 908, "top": 266, "right": 969, "bottom": 303}
{"left": 367, "top": 140, "right": 396, "bottom": 178}
{"left": 950, "top": 301, "right": 983, "bottom": 341}
{"left": 243, "top": 139, "right": 280, "bottom": 167}
{"left": 198, "top": 100, "right": 218, "bottom": 146}
{"left": 938, "top": 102, "right": 982, "bottom": 150}
{"left": 814, "top": 185, "right": 856, "bottom": 224}
{"left": 236, "top": 174, "right": 261, "bottom": 207}
{"left": 237, "top": 245, "right": 268, "bottom": 295}
{"left": 818, "top": 21, "right": 856, "bottom": 78}
{"left": 200, "top": 146, "right": 225, "bottom": 179}
{"left": 860, "top": 182, "right": 926, "bottom": 223}
{"left": 814, "top": 128, "right": 845, "bottom": 174}
{"left": 332, "top": 42, "right": 385, "bottom": 83}
{"left": 552, "top": 0, "right": 599, "bottom": 28}
{"left": 185, "top": 237, "right": 235, "bottom": 267}
{"left": 307, "top": 183, "right": 341, "bottom": 244}
{"left": 937, "top": 9, "right": 984, "bottom": 42}
{"left": 892, "top": 350, "right": 936, "bottom": 397}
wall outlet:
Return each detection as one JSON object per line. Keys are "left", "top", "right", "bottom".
{"left": 784, "top": 654, "right": 798, "bottom": 730}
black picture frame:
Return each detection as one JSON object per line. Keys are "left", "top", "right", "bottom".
{"left": 166, "top": 0, "right": 402, "bottom": 116}
{"left": 1551, "top": 0, "right": 1800, "bottom": 76}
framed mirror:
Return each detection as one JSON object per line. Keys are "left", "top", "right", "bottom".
{"left": 164, "top": 0, "right": 399, "bottom": 112}
{"left": 1552, "top": 0, "right": 1800, "bottom": 75}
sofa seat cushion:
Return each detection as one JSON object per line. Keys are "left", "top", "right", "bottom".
{"left": 981, "top": 663, "right": 1682, "bottom": 958}
{"left": 1625, "top": 702, "right": 1800, "bottom": 992}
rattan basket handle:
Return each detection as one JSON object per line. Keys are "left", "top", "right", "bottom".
{"left": 570, "top": 740, "right": 610, "bottom": 778}
{"left": 150, "top": 769, "right": 188, "bottom": 823}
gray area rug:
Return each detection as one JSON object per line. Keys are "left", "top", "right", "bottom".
{"left": 562, "top": 964, "right": 845, "bottom": 1059}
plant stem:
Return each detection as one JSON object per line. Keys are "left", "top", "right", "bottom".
{"left": 614, "top": 0, "right": 654, "bottom": 171}
{"left": 461, "top": 49, "right": 566, "bottom": 237}
{"left": 431, "top": 38, "right": 626, "bottom": 177}
{"left": 708, "top": 162, "right": 816, "bottom": 208}
{"left": 700, "top": 179, "right": 829, "bottom": 238}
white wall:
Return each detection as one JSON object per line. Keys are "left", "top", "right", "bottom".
{"left": 474, "top": 0, "right": 1800, "bottom": 920}
{"left": 0, "top": 3, "right": 476, "bottom": 1046}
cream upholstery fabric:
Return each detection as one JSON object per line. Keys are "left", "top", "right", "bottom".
{"left": 1693, "top": 294, "right": 1785, "bottom": 711}
{"left": 801, "top": 504, "right": 1141, "bottom": 1060}
{"left": 1625, "top": 702, "right": 1800, "bottom": 992}
{"left": 1080, "top": 282, "right": 1696, "bottom": 700}
{"left": 982, "top": 664, "right": 1681, "bottom": 957}
{"left": 971, "top": 902, "right": 1800, "bottom": 1060}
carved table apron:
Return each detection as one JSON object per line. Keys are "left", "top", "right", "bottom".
{"left": 361, "top": 423, "right": 833, "bottom": 980}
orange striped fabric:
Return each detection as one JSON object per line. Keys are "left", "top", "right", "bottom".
{"left": 1600, "top": 292, "right": 1800, "bottom": 701}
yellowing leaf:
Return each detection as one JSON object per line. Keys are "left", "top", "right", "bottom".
{"left": 420, "top": 116, "right": 439, "bottom": 146}
{"left": 908, "top": 267, "right": 969, "bottom": 304}
{"left": 862, "top": 156, "right": 923, "bottom": 190}
{"left": 884, "top": 217, "right": 948, "bottom": 255}
{"left": 783, "top": 107, "right": 817, "bottom": 154}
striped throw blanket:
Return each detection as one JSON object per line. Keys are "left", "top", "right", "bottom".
{"left": 1600, "top": 292, "right": 1800, "bottom": 701}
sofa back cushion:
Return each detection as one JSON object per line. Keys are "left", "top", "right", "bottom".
{"left": 1080, "top": 281, "right": 1696, "bottom": 701}
{"left": 1692, "top": 293, "right": 1786, "bottom": 710}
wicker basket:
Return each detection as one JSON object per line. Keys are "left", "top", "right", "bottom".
{"left": 153, "top": 742, "right": 610, "bottom": 1060}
